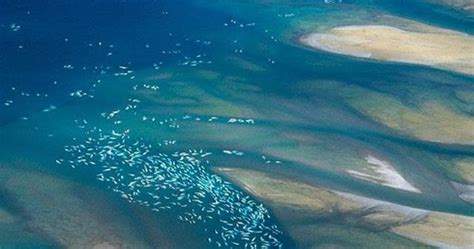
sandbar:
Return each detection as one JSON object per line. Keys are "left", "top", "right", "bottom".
{"left": 301, "top": 24, "right": 474, "bottom": 75}
{"left": 217, "top": 168, "right": 474, "bottom": 248}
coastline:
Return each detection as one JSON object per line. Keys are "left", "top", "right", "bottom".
{"left": 300, "top": 23, "right": 474, "bottom": 75}
{"left": 216, "top": 167, "right": 474, "bottom": 249}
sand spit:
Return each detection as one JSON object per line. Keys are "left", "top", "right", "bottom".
{"left": 455, "top": 159, "right": 474, "bottom": 183}
{"left": 451, "top": 181, "right": 474, "bottom": 204}
{"left": 315, "top": 78, "right": 474, "bottom": 145}
{"left": 339, "top": 191, "right": 474, "bottom": 249}
{"left": 347, "top": 155, "right": 421, "bottom": 193}
{"left": 217, "top": 168, "right": 474, "bottom": 249}
{"left": 392, "top": 212, "right": 474, "bottom": 249}
{"left": 301, "top": 24, "right": 474, "bottom": 75}
{"left": 352, "top": 99, "right": 474, "bottom": 146}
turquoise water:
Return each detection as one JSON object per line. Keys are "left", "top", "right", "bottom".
{"left": 1, "top": 0, "right": 473, "bottom": 248}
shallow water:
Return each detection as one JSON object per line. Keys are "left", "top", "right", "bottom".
{"left": 1, "top": 0, "right": 473, "bottom": 248}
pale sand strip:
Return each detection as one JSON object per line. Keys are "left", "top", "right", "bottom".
{"left": 217, "top": 168, "right": 474, "bottom": 248}
{"left": 301, "top": 24, "right": 474, "bottom": 75}
{"left": 346, "top": 155, "right": 421, "bottom": 193}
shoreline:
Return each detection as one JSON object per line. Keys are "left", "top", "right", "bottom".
{"left": 300, "top": 23, "right": 474, "bottom": 75}
{"left": 216, "top": 168, "right": 474, "bottom": 249}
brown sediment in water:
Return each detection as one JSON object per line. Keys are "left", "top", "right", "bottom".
{"left": 350, "top": 96, "right": 474, "bottom": 145}
{"left": 0, "top": 209, "right": 15, "bottom": 224}
{"left": 293, "top": 80, "right": 474, "bottom": 146}
{"left": 0, "top": 164, "right": 169, "bottom": 249}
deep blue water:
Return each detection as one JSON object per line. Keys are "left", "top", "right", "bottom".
{"left": 1, "top": 0, "right": 473, "bottom": 248}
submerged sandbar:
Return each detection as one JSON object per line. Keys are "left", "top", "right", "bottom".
{"left": 216, "top": 168, "right": 474, "bottom": 249}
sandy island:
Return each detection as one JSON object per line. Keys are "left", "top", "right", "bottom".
{"left": 216, "top": 168, "right": 474, "bottom": 249}
{"left": 300, "top": 24, "right": 474, "bottom": 75}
